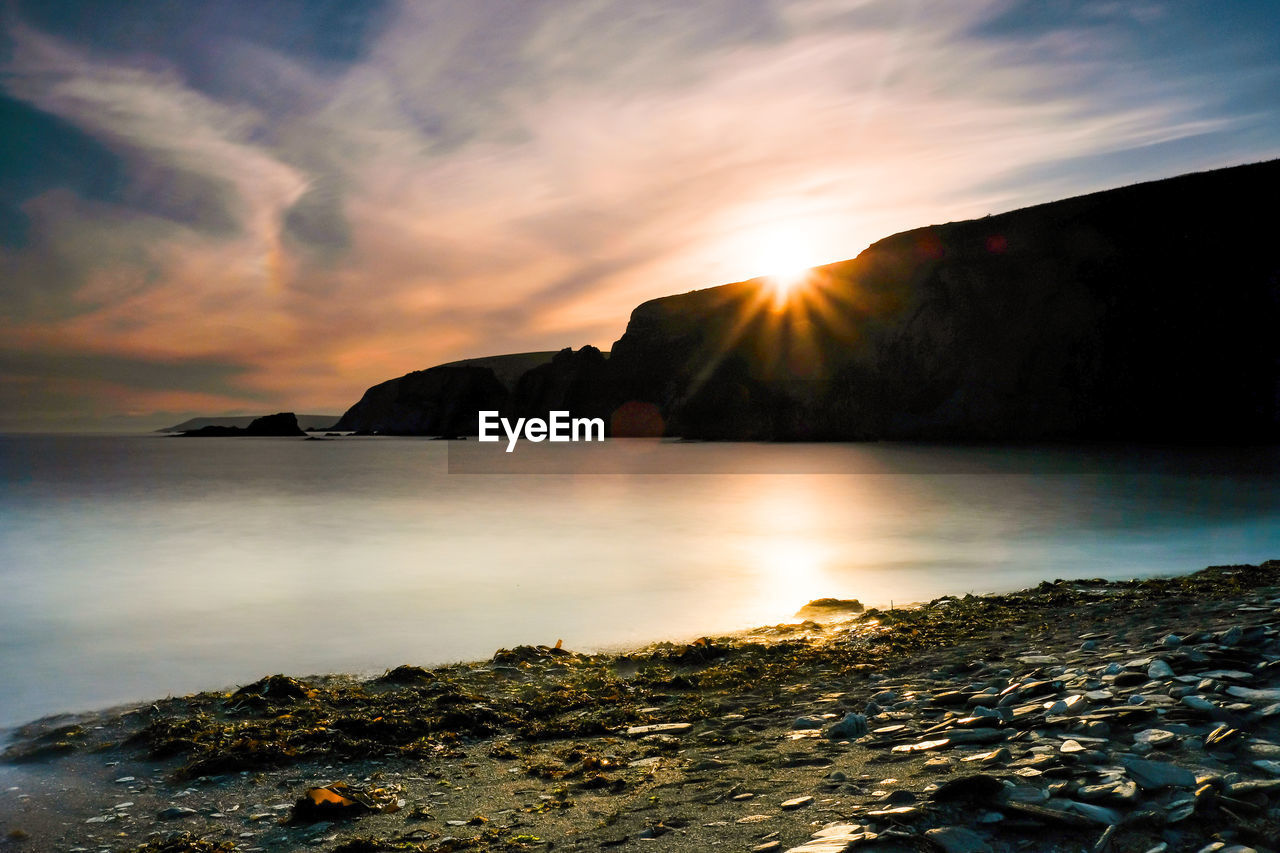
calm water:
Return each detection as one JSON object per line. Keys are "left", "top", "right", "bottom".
{"left": 1, "top": 435, "right": 1278, "bottom": 729}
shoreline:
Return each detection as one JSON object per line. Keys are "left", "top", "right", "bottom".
{"left": 3, "top": 560, "right": 1280, "bottom": 853}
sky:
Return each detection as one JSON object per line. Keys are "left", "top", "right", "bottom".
{"left": 1, "top": 0, "right": 1278, "bottom": 431}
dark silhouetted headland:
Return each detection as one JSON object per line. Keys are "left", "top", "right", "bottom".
{"left": 179, "top": 412, "right": 307, "bottom": 437}
{"left": 336, "top": 159, "right": 1280, "bottom": 441}
{"left": 159, "top": 414, "right": 341, "bottom": 433}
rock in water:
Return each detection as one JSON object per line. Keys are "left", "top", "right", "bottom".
{"left": 796, "top": 598, "right": 864, "bottom": 618}
{"left": 181, "top": 411, "right": 307, "bottom": 437}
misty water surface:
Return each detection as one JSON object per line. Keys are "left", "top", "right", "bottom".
{"left": 1, "top": 435, "right": 1277, "bottom": 729}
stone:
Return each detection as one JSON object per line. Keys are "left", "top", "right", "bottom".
{"left": 626, "top": 723, "right": 692, "bottom": 736}
{"left": 1227, "top": 779, "right": 1280, "bottom": 795}
{"left": 1058, "top": 800, "right": 1122, "bottom": 825}
{"left": 1199, "top": 670, "right": 1254, "bottom": 682}
{"left": 864, "top": 805, "right": 922, "bottom": 820}
{"left": 828, "top": 713, "right": 868, "bottom": 739}
{"left": 1113, "top": 672, "right": 1148, "bottom": 688}
{"left": 1134, "top": 729, "right": 1177, "bottom": 749}
{"left": 1076, "top": 779, "right": 1138, "bottom": 804}
{"left": 892, "top": 738, "right": 951, "bottom": 754}
{"left": 158, "top": 806, "right": 198, "bottom": 820}
{"left": 953, "top": 715, "right": 1000, "bottom": 729}
{"left": 1148, "top": 660, "right": 1175, "bottom": 679}
{"left": 1163, "top": 635, "right": 1183, "bottom": 649}
{"left": 1046, "top": 695, "right": 1086, "bottom": 716}
{"left": 784, "top": 824, "right": 872, "bottom": 853}
{"left": 1122, "top": 758, "right": 1197, "bottom": 790}
{"left": 782, "top": 796, "right": 814, "bottom": 810}
{"left": 924, "top": 826, "right": 993, "bottom": 853}
{"left": 1020, "top": 655, "right": 1060, "bottom": 666}
{"left": 1225, "top": 686, "right": 1280, "bottom": 704}
{"left": 931, "top": 774, "right": 1004, "bottom": 802}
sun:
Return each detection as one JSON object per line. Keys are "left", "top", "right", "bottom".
{"left": 755, "top": 225, "right": 817, "bottom": 302}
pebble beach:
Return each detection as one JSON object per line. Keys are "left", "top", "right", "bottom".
{"left": 4, "top": 560, "right": 1280, "bottom": 853}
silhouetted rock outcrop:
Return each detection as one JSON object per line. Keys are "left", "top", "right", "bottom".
{"left": 508, "top": 346, "right": 613, "bottom": 425}
{"left": 336, "top": 159, "right": 1280, "bottom": 442}
{"left": 332, "top": 365, "right": 507, "bottom": 435}
{"left": 181, "top": 412, "right": 307, "bottom": 437}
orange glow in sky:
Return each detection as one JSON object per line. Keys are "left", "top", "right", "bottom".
{"left": 2, "top": 0, "right": 1277, "bottom": 429}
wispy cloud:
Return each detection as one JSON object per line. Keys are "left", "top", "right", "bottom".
{"left": 2, "top": 0, "right": 1277, "bottom": 427}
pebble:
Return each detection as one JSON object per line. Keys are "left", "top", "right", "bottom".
{"left": 1134, "top": 729, "right": 1177, "bottom": 749}
{"left": 826, "top": 712, "right": 868, "bottom": 739}
{"left": 625, "top": 722, "right": 692, "bottom": 736}
{"left": 1123, "top": 757, "right": 1197, "bottom": 790}
{"left": 925, "top": 826, "right": 993, "bottom": 853}
{"left": 157, "top": 806, "right": 198, "bottom": 820}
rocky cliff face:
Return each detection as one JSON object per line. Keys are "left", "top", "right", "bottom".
{"left": 609, "top": 158, "right": 1280, "bottom": 441}
{"left": 336, "top": 159, "right": 1280, "bottom": 441}
{"left": 332, "top": 365, "right": 507, "bottom": 435}
{"left": 508, "top": 346, "right": 613, "bottom": 424}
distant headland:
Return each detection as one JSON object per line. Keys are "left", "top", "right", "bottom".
{"left": 158, "top": 414, "right": 341, "bottom": 433}
{"left": 175, "top": 412, "right": 309, "bottom": 437}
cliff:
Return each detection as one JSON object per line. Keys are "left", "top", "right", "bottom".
{"left": 332, "top": 365, "right": 508, "bottom": 435}
{"left": 336, "top": 158, "right": 1280, "bottom": 441}
{"left": 331, "top": 349, "right": 611, "bottom": 436}
{"left": 610, "top": 158, "right": 1280, "bottom": 441}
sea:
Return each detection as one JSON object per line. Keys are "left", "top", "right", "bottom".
{"left": 1, "top": 434, "right": 1278, "bottom": 730}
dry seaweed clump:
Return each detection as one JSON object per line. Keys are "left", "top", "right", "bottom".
{"left": 1, "top": 722, "right": 84, "bottom": 762}
{"left": 327, "top": 826, "right": 547, "bottom": 852}
{"left": 230, "top": 674, "right": 315, "bottom": 702}
{"left": 129, "top": 833, "right": 235, "bottom": 852}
